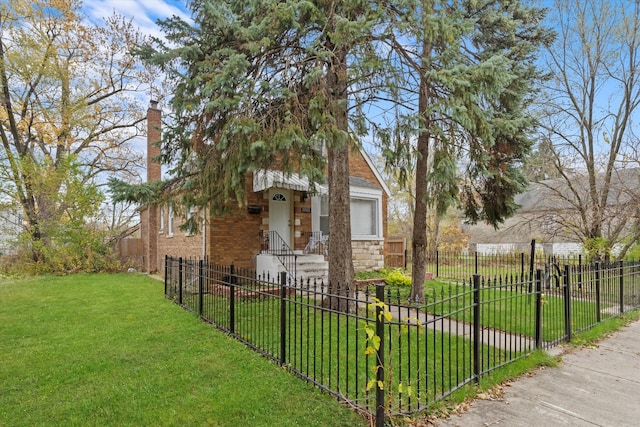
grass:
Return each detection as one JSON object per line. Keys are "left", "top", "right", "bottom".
{"left": 378, "top": 276, "right": 639, "bottom": 344}
{"left": 0, "top": 274, "right": 366, "bottom": 427}
{"left": 189, "top": 289, "right": 520, "bottom": 413}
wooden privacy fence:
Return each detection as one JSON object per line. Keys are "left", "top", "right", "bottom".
{"left": 116, "top": 238, "right": 143, "bottom": 265}
{"left": 385, "top": 237, "right": 406, "bottom": 269}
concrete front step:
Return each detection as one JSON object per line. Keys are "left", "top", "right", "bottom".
{"left": 256, "top": 253, "right": 328, "bottom": 283}
{"left": 295, "top": 255, "right": 328, "bottom": 282}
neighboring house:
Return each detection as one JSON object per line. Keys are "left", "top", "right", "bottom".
{"left": 0, "top": 204, "right": 22, "bottom": 256}
{"left": 464, "top": 181, "right": 583, "bottom": 255}
{"left": 140, "top": 101, "right": 390, "bottom": 280}
{"left": 465, "top": 169, "right": 640, "bottom": 256}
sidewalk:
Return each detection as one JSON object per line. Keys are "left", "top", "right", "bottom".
{"left": 437, "top": 319, "right": 640, "bottom": 426}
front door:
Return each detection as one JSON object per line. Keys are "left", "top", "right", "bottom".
{"left": 269, "top": 188, "right": 292, "bottom": 250}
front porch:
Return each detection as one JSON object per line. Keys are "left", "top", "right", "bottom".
{"left": 257, "top": 230, "right": 329, "bottom": 283}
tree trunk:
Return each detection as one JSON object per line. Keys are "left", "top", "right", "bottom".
{"left": 410, "top": 128, "right": 429, "bottom": 303}
{"left": 323, "top": 45, "right": 354, "bottom": 312}
{"left": 410, "top": 31, "right": 433, "bottom": 304}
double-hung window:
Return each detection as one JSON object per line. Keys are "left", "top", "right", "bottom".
{"left": 349, "top": 186, "right": 382, "bottom": 240}
{"left": 312, "top": 185, "right": 383, "bottom": 240}
{"left": 167, "top": 204, "right": 174, "bottom": 237}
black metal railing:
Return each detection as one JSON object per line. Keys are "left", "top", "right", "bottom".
{"left": 428, "top": 250, "right": 593, "bottom": 282}
{"left": 164, "top": 255, "right": 640, "bottom": 425}
{"left": 260, "top": 230, "right": 297, "bottom": 277}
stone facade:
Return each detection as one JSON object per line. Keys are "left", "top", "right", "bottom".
{"left": 352, "top": 240, "right": 385, "bottom": 272}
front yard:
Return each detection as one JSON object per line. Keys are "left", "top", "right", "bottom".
{"left": 0, "top": 273, "right": 365, "bottom": 427}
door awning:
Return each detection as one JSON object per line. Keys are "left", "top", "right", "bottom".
{"left": 253, "top": 170, "right": 327, "bottom": 194}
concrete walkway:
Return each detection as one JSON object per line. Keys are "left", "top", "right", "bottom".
{"left": 356, "top": 291, "right": 539, "bottom": 352}
{"left": 436, "top": 319, "right": 640, "bottom": 426}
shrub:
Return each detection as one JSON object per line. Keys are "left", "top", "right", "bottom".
{"left": 383, "top": 269, "right": 412, "bottom": 287}
{"left": 624, "top": 244, "right": 640, "bottom": 261}
{"left": 2, "top": 224, "right": 121, "bottom": 276}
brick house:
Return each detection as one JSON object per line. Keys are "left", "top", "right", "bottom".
{"left": 140, "top": 101, "right": 390, "bottom": 280}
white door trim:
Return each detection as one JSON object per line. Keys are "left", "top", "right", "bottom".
{"left": 268, "top": 188, "right": 292, "bottom": 248}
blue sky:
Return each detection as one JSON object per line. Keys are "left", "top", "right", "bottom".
{"left": 82, "top": 0, "right": 190, "bottom": 39}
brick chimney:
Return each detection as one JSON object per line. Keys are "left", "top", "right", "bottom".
{"left": 143, "top": 100, "right": 161, "bottom": 273}
{"left": 147, "top": 100, "right": 162, "bottom": 182}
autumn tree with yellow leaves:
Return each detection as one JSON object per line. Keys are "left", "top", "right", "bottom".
{"left": 0, "top": 0, "right": 152, "bottom": 268}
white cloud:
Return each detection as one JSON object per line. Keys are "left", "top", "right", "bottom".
{"left": 82, "top": 0, "right": 190, "bottom": 40}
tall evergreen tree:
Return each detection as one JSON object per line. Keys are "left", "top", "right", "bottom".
{"left": 381, "top": 0, "right": 553, "bottom": 301}
{"left": 138, "top": 0, "right": 393, "bottom": 305}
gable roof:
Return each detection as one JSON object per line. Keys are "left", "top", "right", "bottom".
{"left": 515, "top": 168, "right": 640, "bottom": 212}
{"left": 357, "top": 146, "right": 391, "bottom": 196}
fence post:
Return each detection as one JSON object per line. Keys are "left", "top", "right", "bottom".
{"left": 473, "top": 274, "right": 481, "bottom": 383}
{"left": 521, "top": 252, "right": 525, "bottom": 281}
{"left": 229, "top": 264, "right": 236, "bottom": 334}
{"left": 578, "top": 254, "right": 583, "bottom": 290}
{"left": 164, "top": 254, "right": 168, "bottom": 296}
{"left": 198, "top": 259, "right": 204, "bottom": 316}
{"left": 595, "top": 262, "right": 601, "bottom": 323}
{"left": 529, "top": 239, "right": 536, "bottom": 282}
{"left": 178, "top": 257, "right": 183, "bottom": 305}
{"left": 375, "top": 283, "right": 386, "bottom": 427}
{"left": 280, "top": 271, "right": 287, "bottom": 366}
{"left": 563, "top": 265, "right": 572, "bottom": 342}
{"left": 535, "top": 269, "right": 543, "bottom": 348}
{"left": 474, "top": 252, "right": 478, "bottom": 276}
{"left": 619, "top": 260, "right": 625, "bottom": 315}
{"left": 404, "top": 247, "right": 408, "bottom": 271}
{"left": 436, "top": 250, "right": 439, "bottom": 278}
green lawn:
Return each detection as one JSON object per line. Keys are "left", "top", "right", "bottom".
{"left": 194, "top": 292, "right": 515, "bottom": 412}
{"left": 382, "top": 279, "right": 625, "bottom": 341}
{"left": 0, "top": 274, "right": 366, "bottom": 427}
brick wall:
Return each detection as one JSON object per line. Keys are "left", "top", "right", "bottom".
{"left": 156, "top": 209, "right": 204, "bottom": 274}
{"left": 208, "top": 175, "right": 263, "bottom": 269}
{"left": 140, "top": 99, "right": 390, "bottom": 273}
{"left": 293, "top": 191, "right": 313, "bottom": 251}
{"left": 349, "top": 149, "right": 378, "bottom": 182}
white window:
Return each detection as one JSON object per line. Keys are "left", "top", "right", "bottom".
{"left": 168, "top": 204, "right": 174, "bottom": 237}
{"left": 159, "top": 206, "right": 164, "bottom": 234}
{"left": 320, "top": 195, "right": 329, "bottom": 235}
{"left": 186, "top": 207, "right": 196, "bottom": 236}
{"left": 312, "top": 186, "right": 383, "bottom": 240}
{"left": 349, "top": 185, "right": 383, "bottom": 240}
{"left": 350, "top": 198, "right": 378, "bottom": 236}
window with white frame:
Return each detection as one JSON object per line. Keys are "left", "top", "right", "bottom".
{"left": 167, "top": 204, "right": 174, "bottom": 237}
{"left": 159, "top": 206, "right": 164, "bottom": 233}
{"left": 312, "top": 186, "right": 383, "bottom": 240}
{"left": 320, "top": 195, "right": 329, "bottom": 235}
{"left": 186, "top": 207, "right": 196, "bottom": 236}
{"left": 350, "top": 197, "right": 378, "bottom": 236}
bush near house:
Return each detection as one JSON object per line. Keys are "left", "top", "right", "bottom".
{"left": 355, "top": 268, "right": 412, "bottom": 287}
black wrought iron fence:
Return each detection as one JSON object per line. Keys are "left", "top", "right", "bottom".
{"left": 164, "top": 255, "right": 640, "bottom": 426}
{"left": 430, "top": 250, "right": 588, "bottom": 282}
